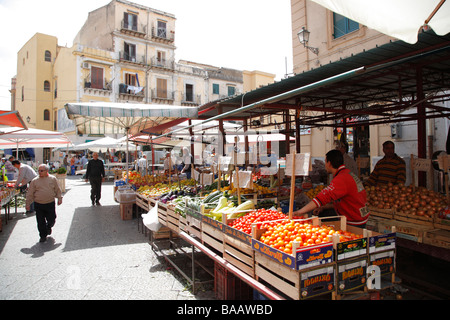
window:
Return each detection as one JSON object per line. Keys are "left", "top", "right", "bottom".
{"left": 43, "top": 109, "right": 50, "bottom": 121}
{"left": 124, "top": 42, "right": 136, "bottom": 62}
{"left": 157, "top": 20, "right": 167, "bottom": 38}
{"left": 212, "top": 83, "right": 219, "bottom": 95}
{"left": 333, "top": 13, "right": 359, "bottom": 39}
{"left": 157, "top": 51, "right": 166, "bottom": 66}
{"left": 124, "top": 12, "right": 138, "bottom": 31}
{"left": 227, "top": 86, "right": 235, "bottom": 96}
{"left": 185, "top": 84, "right": 194, "bottom": 102}
{"left": 156, "top": 78, "right": 167, "bottom": 98}
{"left": 125, "top": 73, "right": 136, "bottom": 86}
{"left": 44, "top": 81, "right": 50, "bottom": 92}
{"left": 21, "top": 86, "right": 24, "bottom": 101}
{"left": 91, "top": 66, "right": 104, "bottom": 89}
{"left": 45, "top": 50, "right": 51, "bottom": 62}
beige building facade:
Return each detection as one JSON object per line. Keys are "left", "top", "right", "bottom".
{"left": 12, "top": 0, "right": 275, "bottom": 150}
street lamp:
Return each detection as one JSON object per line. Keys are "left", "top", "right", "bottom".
{"left": 297, "top": 27, "right": 319, "bottom": 55}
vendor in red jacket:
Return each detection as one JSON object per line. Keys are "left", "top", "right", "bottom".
{"left": 293, "top": 149, "right": 370, "bottom": 227}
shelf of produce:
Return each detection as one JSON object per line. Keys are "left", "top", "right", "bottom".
{"left": 373, "top": 216, "right": 433, "bottom": 243}
{"left": 395, "top": 209, "right": 434, "bottom": 227}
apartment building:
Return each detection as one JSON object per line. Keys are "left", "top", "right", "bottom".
{"left": 13, "top": 0, "right": 274, "bottom": 144}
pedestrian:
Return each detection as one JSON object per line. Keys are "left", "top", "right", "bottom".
{"left": 12, "top": 160, "right": 38, "bottom": 214}
{"left": 26, "top": 164, "right": 63, "bottom": 243}
{"left": 70, "top": 155, "right": 76, "bottom": 175}
{"left": 336, "top": 140, "right": 358, "bottom": 176}
{"left": 293, "top": 149, "right": 369, "bottom": 228}
{"left": 137, "top": 154, "right": 148, "bottom": 175}
{"left": 5, "top": 156, "right": 16, "bottom": 180}
{"left": 364, "top": 140, "right": 406, "bottom": 187}
{"left": 63, "top": 155, "right": 70, "bottom": 173}
{"left": 85, "top": 152, "right": 105, "bottom": 206}
{"left": 180, "top": 147, "right": 193, "bottom": 179}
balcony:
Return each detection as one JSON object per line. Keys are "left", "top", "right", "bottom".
{"left": 120, "top": 20, "right": 147, "bottom": 38}
{"left": 149, "top": 57, "right": 175, "bottom": 71}
{"left": 119, "top": 52, "right": 146, "bottom": 66}
{"left": 118, "top": 83, "right": 145, "bottom": 102}
{"left": 181, "top": 93, "right": 201, "bottom": 106}
{"left": 151, "top": 27, "right": 175, "bottom": 43}
{"left": 151, "top": 89, "right": 174, "bottom": 104}
{"left": 83, "top": 82, "right": 112, "bottom": 97}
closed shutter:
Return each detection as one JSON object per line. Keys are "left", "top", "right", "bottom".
{"left": 91, "top": 66, "right": 103, "bottom": 89}
{"left": 157, "top": 78, "right": 167, "bottom": 98}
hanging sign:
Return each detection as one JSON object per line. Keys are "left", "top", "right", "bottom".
{"left": 286, "top": 153, "right": 311, "bottom": 176}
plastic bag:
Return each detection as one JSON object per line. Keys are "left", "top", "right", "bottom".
{"left": 142, "top": 202, "right": 162, "bottom": 232}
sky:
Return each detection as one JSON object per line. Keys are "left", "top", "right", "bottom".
{"left": 0, "top": 0, "right": 293, "bottom": 111}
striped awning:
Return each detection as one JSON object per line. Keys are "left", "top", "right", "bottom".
{"left": 64, "top": 102, "right": 198, "bottom": 136}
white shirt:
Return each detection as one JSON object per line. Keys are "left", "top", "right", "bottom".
{"left": 15, "top": 164, "right": 38, "bottom": 187}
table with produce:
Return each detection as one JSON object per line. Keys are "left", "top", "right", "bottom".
{"left": 0, "top": 183, "right": 21, "bottom": 231}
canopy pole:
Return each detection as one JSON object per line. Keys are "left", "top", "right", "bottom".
{"left": 126, "top": 127, "right": 130, "bottom": 183}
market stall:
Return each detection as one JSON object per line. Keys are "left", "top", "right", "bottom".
{"left": 122, "top": 30, "right": 450, "bottom": 300}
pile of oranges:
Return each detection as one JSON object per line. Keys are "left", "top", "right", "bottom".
{"left": 258, "top": 219, "right": 363, "bottom": 255}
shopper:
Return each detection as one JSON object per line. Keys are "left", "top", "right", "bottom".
{"left": 26, "top": 164, "right": 63, "bottom": 243}
{"left": 4, "top": 156, "right": 16, "bottom": 180}
{"left": 336, "top": 140, "right": 358, "bottom": 176}
{"left": 12, "top": 160, "right": 38, "bottom": 214}
{"left": 292, "top": 149, "right": 369, "bottom": 228}
{"left": 85, "top": 152, "right": 105, "bottom": 206}
{"left": 70, "top": 156, "right": 76, "bottom": 175}
{"left": 137, "top": 154, "right": 148, "bottom": 176}
{"left": 364, "top": 140, "right": 406, "bottom": 187}
{"left": 163, "top": 152, "right": 173, "bottom": 175}
{"left": 180, "top": 147, "right": 192, "bottom": 179}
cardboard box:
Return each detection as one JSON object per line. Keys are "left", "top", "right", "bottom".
{"left": 337, "top": 257, "right": 368, "bottom": 294}
{"left": 120, "top": 203, "right": 133, "bottom": 220}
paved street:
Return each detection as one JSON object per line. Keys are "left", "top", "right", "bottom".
{"left": 0, "top": 176, "right": 215, "bottom": 300}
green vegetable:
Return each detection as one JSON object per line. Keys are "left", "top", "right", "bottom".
{"left": 212, "top": 196, "right": 228, "bottom": 214}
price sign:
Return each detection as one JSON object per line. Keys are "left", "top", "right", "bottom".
{"left": 218, "top": 156, "right": 232, "bottom": 171}
{"left": 286, "top": 153, "right": 311, "bottom": 176}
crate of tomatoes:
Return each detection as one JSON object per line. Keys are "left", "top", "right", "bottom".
{"left": 223, "top": 209, "right": 288, "bottom": 277}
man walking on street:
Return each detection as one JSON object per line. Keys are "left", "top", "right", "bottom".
{"left": 85, "top": 152, "right": 105, "bottom": 206}
{"left": 26, "top": 164, "right": 63, "bottom": 243}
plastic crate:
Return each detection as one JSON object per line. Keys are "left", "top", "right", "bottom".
{"left": 214, "top": 262, "right": 253, "bottom": 300}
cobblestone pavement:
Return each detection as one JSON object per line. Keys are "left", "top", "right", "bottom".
{"left": 0, "top": 176, "right": 215, "bottom": 300}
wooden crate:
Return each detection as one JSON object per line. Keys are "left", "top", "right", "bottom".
{"left": 222, "top": 216, "right": 255, "bottom": 277}
{"left": 395, "top": 209, "right": 434, "bottom": 227}
{"left": 136, "top": 193, "right": 151, "bottom": 211}
{"left": 423, "top": 229, "right": 450, "bottom": 249}
{"left": 201, "top": 215, "right": 224, "bottom": 252}
{"left": 185, "top": 208, "right": 202, "bottom": 239}
{"left": 119, "top": 203, "right": 133, "bottom": 220}
{"left": 368, "top": 206, "right": 394, "bottom": 219}
{"left": 223, "top": 234, "right": 255, "bottom": 277}
{"left": 179, "top": 215, "right": 187, "bottom": 233}
{"left": 166, "top": 206, "right": 179, "bottom": 233}
{"left": 336, "top": 256, "right": 368, "bottom": 294}
{"left": 434, "top": 217, "right": 450, "bottom": 231}
{"left": 376, "top": 217, "right": 432, "bottom": 243}
{"left": 254, "top": 251, "right": 335, "bottom": 300}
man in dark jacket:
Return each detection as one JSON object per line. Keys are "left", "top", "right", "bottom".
{"left": 85, "top": 152, "right": 105, "bottom": 206}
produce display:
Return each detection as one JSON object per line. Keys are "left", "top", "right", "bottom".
{"left": 257, "top": 219, "right": 363, "bottom": 254}
{"left": 123, "top": 171, "right": 167, "bottom": 187}
{"left": 366, "top": 183, "right": 446, "bottom": 218}
{"left": 305, "top": 184, "right": 325, "bottom": 199}
{"left": 137, "top": 179, "right": 197, "bottom": 198}
{"left": 227, "top": 209, "right": 288, "bottom": 234}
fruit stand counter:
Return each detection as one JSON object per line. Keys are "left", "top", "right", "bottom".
{"left": 138, "top": 189, "right": 398, "bottom": 300}
{"left": 0, "top": 186, "right": 20, "bottom": 231}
